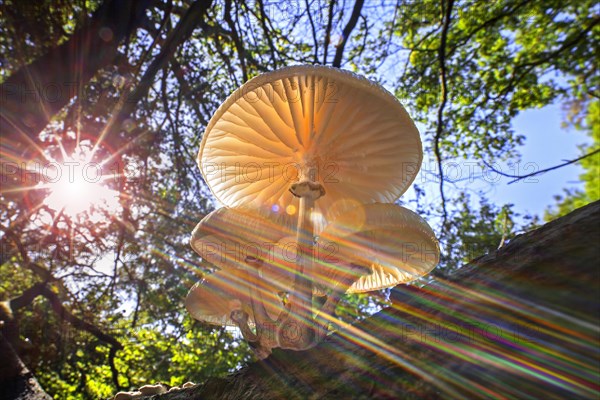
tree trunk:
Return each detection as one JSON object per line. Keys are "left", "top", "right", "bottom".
{"left": 150, "top": 201, "right": 600, "bottom": 399}
{"left": 0, "top": 333, "right": 51, "bottom": 400}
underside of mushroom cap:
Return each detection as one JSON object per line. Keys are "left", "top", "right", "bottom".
{"left": 190, "top": 206, "right": 296, "bottom": 271}
{"left": 317, "top": 203, "right": 440, "bottom": 293}
{"left": 185, "top": 276, "right": 248, "bottom": 326}
{"left": 198, "top": 65, "right": 423, "bottom": 222}
{"left": 185, "top": 268, "right": 285, "bottom": 326}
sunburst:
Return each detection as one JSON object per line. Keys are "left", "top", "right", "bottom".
{"left": 37, "top": 142, "right": 120, "bottom": 218}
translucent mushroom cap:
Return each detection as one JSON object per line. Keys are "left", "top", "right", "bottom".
{"left": 316, "top": 203, "right": 440, "bottom": 293}
{"left": 190, "top": 207, "right": 295, "bottom": 271}
{"left": 185, "top": 268, "right": 284, "bottom": 326}
{"left": 185, "top": 276, "right": 246, "bottom": 326}
{"left": 198, "top": 65, "right": 423, "bottom": 221}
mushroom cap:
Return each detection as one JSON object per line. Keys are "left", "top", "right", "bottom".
{"left": 198, "top": 65, "right": 422, "bottom": 221}
{"left": 316, "top": 203, "right": 439, "bottom": 293}
{"left": 185, "top": 268, "right": 284, "bottom": 326}
{"left": 190, "top": 206, "right": 295, "bottom": 271}
{"left": 185, "top": 273, "right": 248, "bottom": 326}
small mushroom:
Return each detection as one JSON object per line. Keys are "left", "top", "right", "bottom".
{"left": 317, "top": 203, "right": 440, "bottom": 293}
{"left": 189, "top": 207, "right": 296, "bottom": 321}
{"left": 138, "top": 384, "right": 167, "bottom": 395}
{"left": 185, "top": 268, "right": 278, "bottom": 327}
{"left": 186, "top": 268, "right": 284, "bottom": 359}
{"left": 190, "top": 206, "right": 295, "bottom": 272}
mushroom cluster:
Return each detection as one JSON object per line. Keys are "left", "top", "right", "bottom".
{"left": 186, "top": 65, "right": 439, "bottom": 358}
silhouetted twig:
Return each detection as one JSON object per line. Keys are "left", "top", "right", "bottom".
{"left": 482, "top": 147, "right": 600, "bottom": 184}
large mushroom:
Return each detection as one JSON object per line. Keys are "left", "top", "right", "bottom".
{"left": 198, "top": 65, "right": 422, "bottom": 217}
{"left": 197, "top": 65, "right": 423, "bottom": 349}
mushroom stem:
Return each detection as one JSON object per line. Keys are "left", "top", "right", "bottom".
{"left": 292, "top": 195, "right": 316, "bottom": 324}
{"left": 230, "top": 310, "right": 258, "bottom": 342}
{"left": 249, "top": 287, "right": 279, "bottom": 356}
{"left": 286, "top": 166, "right": 325, "bottom": 349}
{"left": 245, "top": 259, "right": 274, "bottom": 323}
{"left": 230, "top": 309, "right": 273, "bottom": 359}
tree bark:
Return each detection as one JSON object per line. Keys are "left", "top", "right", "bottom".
{"left": 0, "top": 333, "right": 51, "bottom": 400}
{"left": 149, "top": 201, "right": 600, "bottom": 399}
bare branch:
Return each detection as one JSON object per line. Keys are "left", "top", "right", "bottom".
{"left": 224, "top": 0, "right": 248, "bottom": 81}
{"left": 210, "top": 33, "right": 240, "bottom": 87}
{"left": 323, "top": 0, "right": 336, "bottom": 64}
{"left": 256, "top": 0, "right": 279, "bottom": 68}
{"left": 134, "top": 1, "right": 173, "bottom": 72}
{"left": 305, "top": 0, "right": 320, "bottom": 64}
{"left": 434, "top": 0, "right": 455, "bottom": 229}
{"left": 170, "top": 59, "right": 209, "bottom": 125}
{"left": 483, "top": 147, "right": 600, "bottom": 184}
{"left": 332, "top": 0, "right": 364, "bottom": 67}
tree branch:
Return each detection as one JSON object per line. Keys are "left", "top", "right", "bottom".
{"left": 447, "top": 0, "right": 532, "bottom": 58}
{"left": 170, "top": 59, "right": 209, "bottom": 126}
{"left": 332, "top": 0, "right": 364, "bottom": 67}
{"left": 434, "top": 0, "right": 455, "bottom": 229}
{"left": 40, "top": 285, "right": 123, "bottom": 350}
{"left": 323, "top": 0, "right": 336, "bottom": 64}
{"left": 491, "top": 15, "right": 599, "bottom": 103}
{"left": 305, "top": 0, "right": 320, "bottom": 64}
{"left": 256, "top": 0, "right": 278, "bottom": 68}
{"left": 109, "top": 346, "right": 121, "bottom": 390}
{"left": 224, "top": 0, "right": 248, "bottom": 81}
{"left": 8, "top": 282, "right": 49, "bottom": 312}
{"left": 101, "top": 0, "right": 213, "bottom": 142}
{"left": 483, "top": 147, "right": 600, "bottom": 184}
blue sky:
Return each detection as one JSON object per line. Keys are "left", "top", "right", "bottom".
{"left": 487, "top": 102, "right": 587, "bottom": 218}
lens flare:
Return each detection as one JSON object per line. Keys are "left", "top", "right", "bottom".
{"left": 38, "top": 145, "right": 120, "bottom": 217}
{"left": 43, "top": 169, "right": 118, "bottom": 216}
